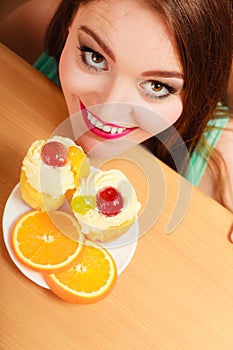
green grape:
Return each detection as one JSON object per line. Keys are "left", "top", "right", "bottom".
{"left": 71, "top": 195, "right": 96, "bottom": 214}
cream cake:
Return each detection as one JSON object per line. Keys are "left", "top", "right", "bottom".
{"left": 71, "top": 168, "right": 141, "bottom": 242}
{"left": 20, "top": 136, "right": 90, "bottom": 210}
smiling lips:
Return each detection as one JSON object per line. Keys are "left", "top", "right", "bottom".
{"left": 80, "top": 102, "right": 137, "bottom": 139}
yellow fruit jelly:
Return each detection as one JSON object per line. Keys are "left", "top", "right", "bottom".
{"left": 68, "top": 146, "right": 90, "bottom": 184}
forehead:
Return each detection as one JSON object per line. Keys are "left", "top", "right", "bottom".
{"left": 73, "top": 0, "right": 181, "bottom": 72}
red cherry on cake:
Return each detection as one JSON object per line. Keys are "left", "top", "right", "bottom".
{"left": 41, "top": 141, "right": 67, "bottom": 167}
{"left": 97, "top": 187, "right": 124, "bottom": 217}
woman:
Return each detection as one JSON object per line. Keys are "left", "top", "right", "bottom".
{"left": 1, "top": 0, "right": 233, "bottom": 214}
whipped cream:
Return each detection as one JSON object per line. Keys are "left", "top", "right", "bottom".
{"left": 22, "top": 136, "right": 81, "bottom": 198}
{"left": 72, "top": 167, "right": 141, "bottom": 233}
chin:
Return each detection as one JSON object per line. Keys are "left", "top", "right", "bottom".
{"left": 77, "top": 135, "right": 125, "bottom": 159}
{"left": 77, "top": 129, "right": 151, "bottom": 160}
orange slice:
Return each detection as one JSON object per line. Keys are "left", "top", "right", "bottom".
{"left": 44, "top": 240, "right": 117, "bottom": 304}
{"left": 12, "top": 210, "right": 84, "bottom": 273}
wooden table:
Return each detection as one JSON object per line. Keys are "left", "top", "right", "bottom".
{"left": 1, "top": 43, "right": 233, "bottom": 350}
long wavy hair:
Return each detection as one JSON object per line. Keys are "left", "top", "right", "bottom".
{"left": 45, "top": 0, "right": 233, "bottom": 207}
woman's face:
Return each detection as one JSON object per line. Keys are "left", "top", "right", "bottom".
{"left": 59, "top": 0, "right": 184, "bottom": 155}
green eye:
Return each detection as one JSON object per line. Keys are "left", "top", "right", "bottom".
{"left": 71, "top": 195, "right": 96, "bottom": 214}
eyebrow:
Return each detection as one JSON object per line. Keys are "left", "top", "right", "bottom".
{"left": 78, "top": 25, "right": 116, "bottom": 62}
{"left": 78, "top": 25, "right": 183, "bottom": 80}
{"left": 142, "top": 70, "right": 183, "bottom": 80}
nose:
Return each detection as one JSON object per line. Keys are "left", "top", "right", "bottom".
{"left": 99, "top": 75, "right": 134, "bottom": 104}
{"left": 87, "top": 76, "right": 170, "bottom": 134}
{"left": 91, "top": 103, "right": 135, "bottom": 126}
{"left": 90, "top": 76, "right": 137, "bottom": 126}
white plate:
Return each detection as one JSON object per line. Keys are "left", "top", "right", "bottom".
{"left": 2, "top": 184, "right": 138, "bottom": 289}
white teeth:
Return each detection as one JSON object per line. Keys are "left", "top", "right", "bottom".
{"left": 117, "top": 127, "right": 125, "bottom": 133}
{"left": 110, "top": 127, "right": 118, "bottom": 134}
{"left": 87, "top": 111, "right": 92, "bottom": 120}
{"left": 103, "top": 125, "right": 111, "bottom": 132}
{"left": 86, "top": 110, "right": 126, "bottom": 134}
{"left": 90, "top": 116, "right": 96, "bottom": 126}
{"left": 95, "top": 121, "right": 104, "bottom": 129}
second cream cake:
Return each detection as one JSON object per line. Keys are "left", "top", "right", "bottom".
{"left": 71, "top": 167, "right": 141, "bottom": 243}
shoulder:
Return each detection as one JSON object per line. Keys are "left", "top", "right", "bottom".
{"left": 216, "top": 117, "right": 233, "bottom": 191}
{"left": 199, "top": 117, "right": 233, "bottom": 210}
{"left": 217, "top": 117, "right": 233, "bottom": 151}
{"left": 0, "top": 0, "right": 60, "bottom": 64}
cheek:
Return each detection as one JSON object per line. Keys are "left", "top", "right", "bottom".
{"left": 134, "top": 98, "right": 183, "bottom": 136}
{"left": 59, "top": 47, "right": 91, "bottom": 99}
{"left": 163, "top": 98, "right": 183, "bottom": 125}
{"left": 59, "top": 48, "right": 70, "bottom": 90}
{"left": 59, "top": 50, "right": 79, "bottom": 95}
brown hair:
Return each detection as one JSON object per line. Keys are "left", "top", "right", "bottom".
{"left": 45, "top": 0, "right": 233, "bottom": 204}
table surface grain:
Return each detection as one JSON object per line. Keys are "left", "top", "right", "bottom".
{"left": 1, "top": 43, "right": 233, "bottom": 350}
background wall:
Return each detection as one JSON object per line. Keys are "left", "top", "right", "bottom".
{"left": 0, "top": 0, "right": 29, "bottom": 20}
